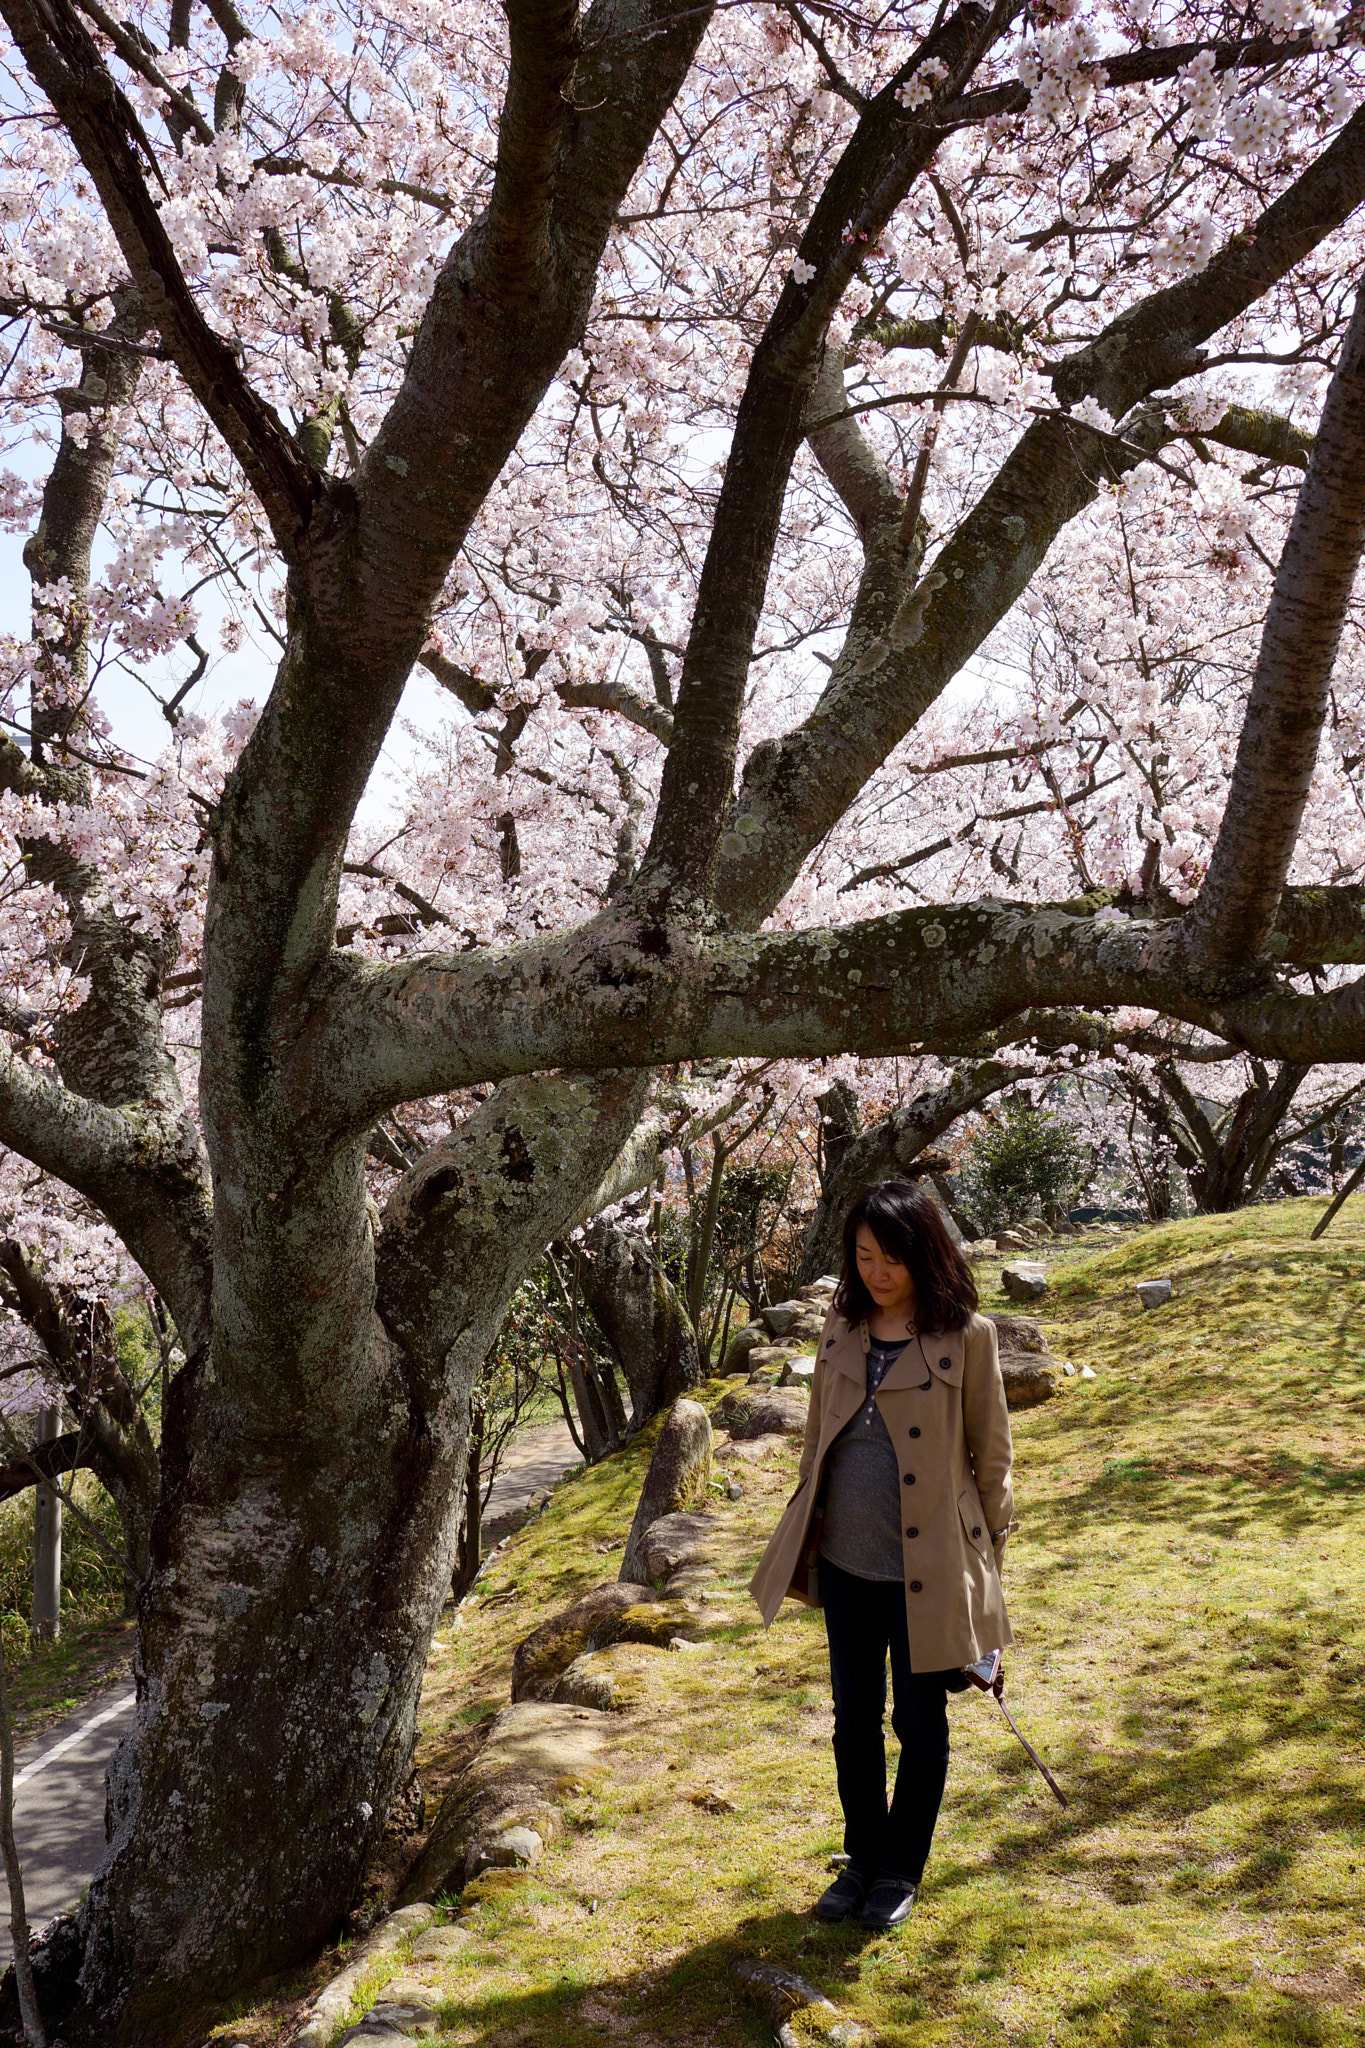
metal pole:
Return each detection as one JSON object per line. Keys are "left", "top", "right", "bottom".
{"left": 31, "top": 1406, "right": 61, "bottom": 1643}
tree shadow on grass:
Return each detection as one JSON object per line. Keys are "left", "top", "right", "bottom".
{"left": 427, "top": 1882, "right": 1351, "bottom": 2047}
{"left": 941, "top": 1614, "right": 1365, "bottom": 1917}
{"left": 1033, "top": 1434, "right": 1365, "bottom": 1544}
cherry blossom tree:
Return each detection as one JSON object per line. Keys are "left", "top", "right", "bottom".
{"left": 2, "top": 0, "right": 1365, "bottom": 2028}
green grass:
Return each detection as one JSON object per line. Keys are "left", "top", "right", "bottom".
{"left": 217, "top": 1199, "right": 1365, "bottom": 2046}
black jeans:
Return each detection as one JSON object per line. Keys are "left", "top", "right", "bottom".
{"left": 820, "top": 1554, "right": 950, "bottom": 1884}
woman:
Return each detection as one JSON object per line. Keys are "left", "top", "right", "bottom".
{"left": 750, "top": 1178, "right": 1013, "bottom": 1931}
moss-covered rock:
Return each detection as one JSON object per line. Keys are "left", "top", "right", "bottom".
{"left": 511, "top": 1581, "right": 656, "bottom": 1702}
{"left": 587, "top": 1599, "right": 699, "bottom": 1651}
{"left": 711, "top": 1385, "right": 809, "bottom": 1439}
{"left": 619, "top": 1397, "right": 713, "bottom": 1582}
{"left": 1000, "top": 1354, "right": 1057, "bottom": 1408}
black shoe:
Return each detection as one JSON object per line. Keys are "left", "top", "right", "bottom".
{"left": 814, "top": 1865, "right": 871, "bottom": 1922}
{"left": 859, "top": 1876, "right": 918, "bottom": 1929}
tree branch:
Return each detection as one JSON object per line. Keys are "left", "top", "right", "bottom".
{"left": 555, "top": 675, "right": 675, "bottom": 743}
{"left": 485, "top": 0, "right": 582, "bottom": 286}
{"left": 297, "top": 893, "right": 1365, "bottom": 1141}
{"left": 1186, "top": 280, "right": 1365, "bottom": 966}
{"left": 0, "top": 1430, "right": 90, "bottom": 1504}
{"left": 712, "top": 110, "right": 1365, "bottom": 929}
{"left": 640, "top": 1, "right": 1004, "bottom": 903}
{"left": 0, "top": 0, "right": 319, "bottom": 556}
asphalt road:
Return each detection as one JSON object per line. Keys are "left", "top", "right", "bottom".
{"left": 2, "top": 1683, "right": 137, "bottom": 1958}
{"left": 0, "top": 1417, "right": 582, "bottom": 1956}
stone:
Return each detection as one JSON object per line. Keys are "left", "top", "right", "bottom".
{"left": 589, "top": 1598, "right": 700, "bottom": 1653}
{"left": 798, "top": 1281, "right": 837, "bottom": 1305}
{"left": 782, "top": 1356, "right": 815, "bottom": 1387}
{"left": 1061, "top": 1361, "right": 1076, "bottom": 1376}
{"left": 407, "top": 1925, "right": 476, "bottom": 1966}
{"left": 1136, "top": 1277, "right": 1174, "bottom": 1309}
{"left": 633, "top": 1508, "right": 719, "bottom": 1583}
{"left": 619, "top": 1398, "right": 713, "bottom": 1583}
{"left": 351, "top": 1997, "right": 442, "bottom": 2040}
{"left": 552, "top": 1642, "right": 657, "bottom": 1712}
{"left": 373, "top": 1974, "right": 449, "bottom": 2004}
{"left": 988, "top": 1313, "right": 1050, "bottom": 1355}
{"left": 480, "top": 1825, "right": 543, "bottom": 1869}
{"left": 1080, "top": 1364, "right": 1096, "bottom": 1380}
{"left": 721, "top": 1322, "right": 769, "bottom": 1375}
{"left": 999, "top": 1355, "right": 1056, "bottom": 1409}
{"left": 483, "top": 1701, "right": 615, "bottom": 1779}
{"left": 400, "top": 1703, "right": 617, "bottom": 1903}
{"left": 293, "top": 1906, "right": 439, "bottom": 2047}
{"left": 967, "top": 1237, "right": 998, "bottom": 1259}
{"left": 731, "top": 1958, "right": 873, "bottom": 2047}
{"left": 512, "top": 1582, "right": 657, "bottom": 1701}
{"left": 690, "top": 1786, "right": 736, "bottom": 1812}
{"left": 1002, "top": 1262, "right": 1048, "bottom": 1302}
{"left": 711, "top": 1386, "right": 808, "bottom": 1439}
{"left": 746, "top": 1346, "right": 791, "bottom": 1383}
{"left": 997, "top": 1228, "right": 1032, "bottom": 1250}
{"left": 714, "top": 1432, "right": 788, "bottom": 1463}
{"left": 760, "top": 1300, "right": 807, "bottom": 1337}
{"left": 553, "top": 1651, "right": 618, "bottom": 1711}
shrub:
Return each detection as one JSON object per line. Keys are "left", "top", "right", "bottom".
{"left": 961, "top": 1097, "right": 1087, "bottom": 1230}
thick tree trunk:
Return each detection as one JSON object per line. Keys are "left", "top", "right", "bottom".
{"left": 81, "top": 1315, "right": 472, "bottom": 2030}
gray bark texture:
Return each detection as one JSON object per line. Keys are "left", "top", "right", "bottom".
{"left": 574, "top": 1222, "right": 702, "bottom": 1429}
{"left": 0, "top": 0, "right": 1361, "bottom": 2034}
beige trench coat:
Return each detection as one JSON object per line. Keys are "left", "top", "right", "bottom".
{"left": 749, "top": 1309, "right": 1014, "bottom": 1671}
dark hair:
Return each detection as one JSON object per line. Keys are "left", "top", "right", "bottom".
{"left": 834, "top": 1178, "right": 978, "bottom": 1333}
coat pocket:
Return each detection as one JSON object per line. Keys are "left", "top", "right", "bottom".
{"left": 957, "top": 1486, "right": 990, "bottom": 1558}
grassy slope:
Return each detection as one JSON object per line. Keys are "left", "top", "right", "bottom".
{"left": 219, "top": 1199, "right": 1365, "bottom": 2048}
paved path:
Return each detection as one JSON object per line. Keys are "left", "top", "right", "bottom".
{"left": 481, "top": 1417, "right": 582, "bottom": 1533}
{"left": 0, "top": 1416, "right": 583, "bottom": 1955}
{"left": 2, "top": 1683, "right": 136, "bottom": 1957}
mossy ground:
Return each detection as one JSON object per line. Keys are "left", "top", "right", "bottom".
{"left": 219, "top": 1199, "right": 1365, "bottom": 2047}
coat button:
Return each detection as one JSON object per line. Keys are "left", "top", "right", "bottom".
{"left": 939, "top": 1356, "right": 951, "bottom": 1370}
{"left": 909, "top": 1426, "right": 921, "bottom": 1438}
{"left": 903, "top": 1472, "right": 915, "bottom": 1484}
{"left": 907, "top": 1526, "right": 918, "bottom": 1537}
{"left": 826, "top": 1339, "right": 835, "bottom": 1348}
{"left": 910, "top": 1580, "right": 923, "bottom": 1592}
{"left": 973, "top": 1526, "right": 982, "bottom": 1538}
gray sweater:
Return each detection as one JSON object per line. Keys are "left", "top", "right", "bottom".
{"left": 818, "top": 1336, "right": 908, "bottom": 1582}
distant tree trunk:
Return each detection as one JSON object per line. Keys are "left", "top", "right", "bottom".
{"left": 931, "top": 1171, "right": 983, "bottom": 1242}
{"left": 0, "top": 1243, "right": 158, "bottom": 1614}
{"left": 1157, "top": 1062, "right": 1309, "bottom": 1212}
{"left": 798, "top": 1062, "right": 1022, "bottom": 1284}
{"left": 31, "top": 1406, "right": 61, "bottom": 1642}
{"left": 451, "top": 1402, "right": 485, "bottom": 1600}
{"left": 572, "top": 1221, "right": 701, "bottom": 1429}
{"left": 815, "top": 1081, "right": 861, "bottom": 1197}
{"left": 685, "top": 1140, "right": 726, "bottom": 1332}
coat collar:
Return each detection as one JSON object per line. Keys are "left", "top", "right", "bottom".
{"left": 821, "top": 1314, "right": 965, "bottom": 1388}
